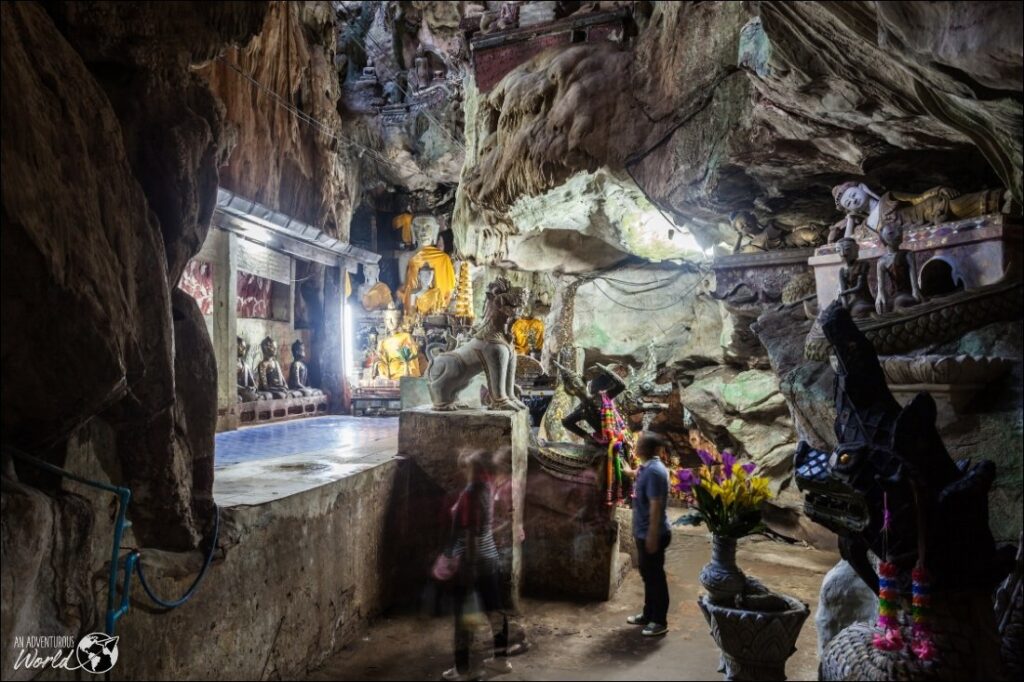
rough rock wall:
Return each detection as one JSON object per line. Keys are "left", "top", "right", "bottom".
{"left": 201, "top": 1, "right": 359, "bottom": 237}
{"left": 1, "top": 0, "right": 266, "bottom": 670}
{"left": 350, "top": 1, "right": 468, "bottom": 196}
{"left": 454, "top": 1, "right": 1020, "bottom": 266}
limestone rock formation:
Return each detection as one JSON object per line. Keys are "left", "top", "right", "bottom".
{"left": 1, "top": 0, "right": 268, "bottom": 664}
{"left": 45, "top": 1, "right": 269, "bottom": 284}
{"left": 454, "top": 1, "right": 1020, "bottom": 269}
{"left": 679, "top": 366, "right": 798, "bottom": 482}
{"left": 201, "top": 1, "right": 358, "bottom": 237}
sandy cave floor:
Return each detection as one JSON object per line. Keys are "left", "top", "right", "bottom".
{"left": 309, "top": 523, "right": 837, "bottom": 681}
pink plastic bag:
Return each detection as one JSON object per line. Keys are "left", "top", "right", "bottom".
{"left": 431, "top": 553, "right": 461, "bottom": 582}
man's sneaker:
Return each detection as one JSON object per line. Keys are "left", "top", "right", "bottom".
{"left": 626, "top": 613, "right": 647, "bottom": 625}
{"left": 642, "top": 622, "right": 668, "bottom": 637}
{"left": 441, "top": 667, "right": 480, "bottom": 681}
{"left": 483, "top": 656, "right": 513, "bottom": 673}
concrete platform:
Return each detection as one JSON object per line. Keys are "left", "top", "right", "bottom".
{"left": 308, "top": 524, "right": 837, "bottom": 682}
{"left": 213, "top": 416, "right": 398, "bottom": 506}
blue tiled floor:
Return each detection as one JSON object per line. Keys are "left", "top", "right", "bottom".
{"left": 214, "top": 416, "right": 399, "bottom": 467}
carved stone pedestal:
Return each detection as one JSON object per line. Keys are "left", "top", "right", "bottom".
{"left": 699, "top": 592, "right": 809, "bottom": 681}
{"left": 398, "top": 407, "right": 528, "bottom": 610}
{"left": 523, "top": 442, "right": 630, "bottom": 601}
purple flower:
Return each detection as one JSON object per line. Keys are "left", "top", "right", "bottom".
{"left": 741, "top": 462, "right": 757, "bottom": 475}
{"left": 721, "top": 451, "right": 736, "bottom": 479}
{"left": 697, "top": 450, "right": 716, "bottom": 467}
{"left": 675, "top": 468, "right": 698, "bottom": 494}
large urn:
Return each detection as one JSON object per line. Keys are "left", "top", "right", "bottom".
{"left": 699, "top": 535, "right": 747, "bottom": 604}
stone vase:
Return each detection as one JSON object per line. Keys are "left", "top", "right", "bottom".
{"left": 698, "top": 592, "right": 810, "bottom": 681}
{"left": 699, "top": 534, "right": 747, "bottom": 604}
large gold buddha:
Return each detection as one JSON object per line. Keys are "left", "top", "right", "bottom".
{"left": 398, "top": 216, "right": 455, "bottom": 314}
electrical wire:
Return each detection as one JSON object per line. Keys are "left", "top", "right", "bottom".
{"left": 220, "top": 58, "right": 409, "bottom": 174}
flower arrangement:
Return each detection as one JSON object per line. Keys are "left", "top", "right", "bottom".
{"left": 675, "top": 450, "right": 773, "bottom": 539}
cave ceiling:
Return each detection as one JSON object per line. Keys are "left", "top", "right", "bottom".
{"left": 326, "top": 1, "right": 1020, "bottom": 272}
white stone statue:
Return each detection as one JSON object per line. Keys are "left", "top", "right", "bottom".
{"left": 426, "top": 276, "right": 529, "bottom": 411}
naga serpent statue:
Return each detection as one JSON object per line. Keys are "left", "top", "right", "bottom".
{"left": 426, "top": 276, "right": 529, "bottom": 411}
{"left": 794, "top": 300, "right": 1018, "bottom": 679}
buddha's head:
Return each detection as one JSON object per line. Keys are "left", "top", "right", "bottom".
{"left": 412, "top": 216, "right": 441, "bottom": 248}
{"left": 363, "top": 263, "right": 379, "bottom": 286}
{"left": 834, "top": 182, "right": 872, "bottom": 214}
{"left": 837, "top": 237, "right": 859, "bottom": 263}
{"left": 417, "top": 263, "right": 436, "bottom": 291}
{"left": 729, "top": 210, "right": 762, "bottom": 236}
{"left": 292, "top": 339, "right": 306, "bottom": 362}
{"left": 260, "top": 336, "right": 278, "bottom": 360}
{"left": 237, "top": 336, "right": 249, "bottom": 360}
{"left": 384, "top": 303, "right": 401, "bottom": 334}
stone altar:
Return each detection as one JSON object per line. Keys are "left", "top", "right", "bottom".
{"left": 711, "top": 248, "right": 815, "bottom": 367}
{"left": 810, "top": 214, "right": 1022, "bottom": 309}
{"left": 398, "top": 407, "right": 529, "bottom": 611}
{"left": 523, "top": 441, "right": 630, "bottom": 601}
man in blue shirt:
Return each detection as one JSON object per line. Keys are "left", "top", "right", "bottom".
{"left": 621, "top": 432, "right": 671, "bottom": 636}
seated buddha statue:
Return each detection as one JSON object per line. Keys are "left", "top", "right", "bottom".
{"left": 236, "top": 336, "right": 261, "bottom": 402}
{"left": 399, "top": 216, "right": 455, "bottom": 315}
{"left": 257, "top": 336, "right": 294, "bottom": 399}
{"left": 359, "top": 263, "right": 393, "bottom": 312}
{"left": 288, "top": 339, "right": 323, "bottom": 396}
{"left": 409, "top": 264, "right": 446, "bottom": 316}
{"left": 374, "top": 303, "right": 422, "bottom": 379}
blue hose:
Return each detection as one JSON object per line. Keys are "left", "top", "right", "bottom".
{"left": 133, "top": 503, "right": 220, "bottom": 609}
{"left": 5, "top": 445, "right": 219, "bottom": 634}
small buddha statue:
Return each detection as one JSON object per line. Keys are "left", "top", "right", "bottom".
{"left": 413, "top": 54, "right": 430, "bottom": 91}
{"left": 511, "top": 295, "right": 546, "bottom": 358}
{"left": 359, "top": 263, "right": 393, "bottom": 312}
{"left": 829, "top": 181, "right": 1008, "bottom": 243}
{"left": 288, "top": 339, "right": 323, "bottom": 396}
{"left": 236, "top": 336, "right": 261, "bottom": 402}
{"left": 410, "top": 264, "right": 446, "bottom": 316}
{"left": 257, "top": 336, "right": 292, "bottom": 399}
{"left": 374, "top": 303, "right": 422, "bottom": 379}
{"left": 835, "top": 238, "right": 874, "bottom": 319}
{"left": 875, "top": 223, "right": 924, "bottom": 315}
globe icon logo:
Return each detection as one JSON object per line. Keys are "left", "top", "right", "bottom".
{"left": 75, "top": 633, "right": 119, "bottom": 674}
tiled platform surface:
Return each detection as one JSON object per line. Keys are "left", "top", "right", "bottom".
{"left": 213, "top": 416, "right": 398, "bottom": 506}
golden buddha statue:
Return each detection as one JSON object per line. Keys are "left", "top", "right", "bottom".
{"left": 398, "top": 216, "right": 455, "bottom": 314}
{"left": 358, "top": 263, "right": 393, "bottom": 312}
{"left": 374, "top": 303, "right": 422, "bottom": 379}
{"left": 511, "top": 317, "right": 544, "bottom": 356}
{"left": 410, "top": 264, "right": 446, "bottom": 316}
{"left": 510, "top": 293, "right": 548, "bottom": 357}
